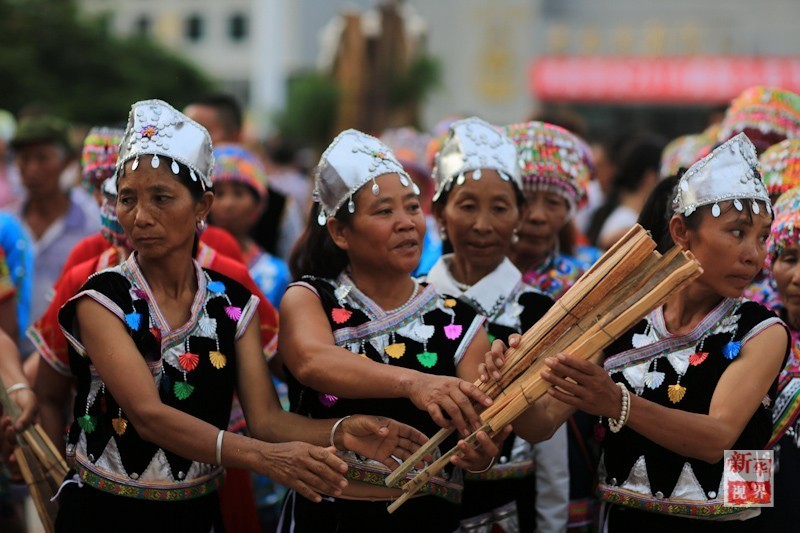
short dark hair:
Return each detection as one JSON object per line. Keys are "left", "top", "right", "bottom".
{"left": 192, "top": 93, "right": 242, "bottom": 136}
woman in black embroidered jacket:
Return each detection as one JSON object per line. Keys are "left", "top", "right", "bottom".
{"left": 280, "top": 129, "right": 508, "bottom": 532}
{"left": 54, "top": 101, "right": 429, "bottom": 532}
{"left": 484, "top": 133, "right": 789, "bottom": 531}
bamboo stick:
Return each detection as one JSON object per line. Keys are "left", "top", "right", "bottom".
{"left": 15, "top": 443, "right": 58, "bottom": 533}
{"left": 387, "top": 226, "right": 657, "bottom": 487}
{"left": 386, "top": 424, "right": 490, "bottom": 513}
{"left": 486, "top": 227, "right": 654, "bottom": 388}
{"left": 0, "top": 381, "right": 67, "bottom": 531}
{"left": 388, "top": 247, "right": 702, "bottom": 510}
{"left": 484, "top": 251, "right": 700, "bottom": 431}
{"left": 490, "top": 253, "right": 702, "bottom": 431}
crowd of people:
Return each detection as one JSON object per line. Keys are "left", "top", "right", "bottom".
{"left": 0, "top": 84, "right": 798, "bottom": 532}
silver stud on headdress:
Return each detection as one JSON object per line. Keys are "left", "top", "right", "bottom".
{"left": 116, "top": 99, "right": 214, "bottom": 191}
{"left": 313, "top": 129, "right": 413, "bottom": 225}
{"left": 673, "top": 133, "right": 769, "bottom": 218}
{"left": 432, "top": 117, "right": 522, "bottom": 202}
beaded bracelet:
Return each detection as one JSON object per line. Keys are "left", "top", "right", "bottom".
{"left": 608, "top": 382, "right": 631, "bottom": 433}
{"left": 330, "top": 416, "right": 351, "bottom": 450}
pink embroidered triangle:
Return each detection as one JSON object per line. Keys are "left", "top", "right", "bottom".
{"left": 225, "top": 306, "right": 242, "bottom": 321}
{"left": 132, "top": 288, "right": 148, "bottom": 300}
{"left": 318, "top": 393, "right": 339, "bottom": 407}
{"left": 444, "top": 324, "right": 463, "bottom": 340}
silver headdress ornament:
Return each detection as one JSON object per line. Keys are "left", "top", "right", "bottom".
{"left": 432, "top": 116, "right": 522, "bottom": 202}
{"left": 313, "top": 129, "right": 415, "bottom": 225}
{"left": 674, "top": 132, "right": 771, "bottom": 218}
{"left": 116, "top": 99, "right": 214, "bottom": 191}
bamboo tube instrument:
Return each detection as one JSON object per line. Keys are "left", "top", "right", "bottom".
{"left": 386, "top": 225, "right": 703, "bottom": 512}
{"left": 0, "top": 381, "right": 67, "bottom": 533}
{"left": 385, "top": 225, "right": 654, "bottom": 487}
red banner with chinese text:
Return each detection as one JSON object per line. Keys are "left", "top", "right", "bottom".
{"left": 530, "top": 56, "right": 800, "bottom": 103}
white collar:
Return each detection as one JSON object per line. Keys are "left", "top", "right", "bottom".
{"left": 425, "top": 254, "right": 522, "bottom": 315}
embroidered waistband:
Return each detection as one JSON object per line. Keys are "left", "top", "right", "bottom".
{"left": 68, "top": 457, "right": 223, "bottom": 501}
{"left": 598, "top": 483, "right": 749, "bottom": 519}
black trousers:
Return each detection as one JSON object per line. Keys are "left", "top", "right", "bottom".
{"left": 460, "top": 475, "right": 537, "bottom": 532}
{"left": 278, "top": 490, "right": 460, "bottom": 533}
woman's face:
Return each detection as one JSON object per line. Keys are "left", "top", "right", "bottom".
{"left": 331, "top": 173, "right": 426, "bottom": 276}
{"left": 117, "top": 158, "right": 211, "bottom": 260}
{"left": 513, "top": 190, "right": 569, "bottom": 265}
{"left": 676, "top": 203, "right": 772, "bottom": 299}
{"left": 438, "top": 169, "right": 521, "bottom": 273}
{"left": 772, "top": 243, "right": 800, "bottom": 325}
{"left": 210, "top": 181, "right": 261, "bottom": 239}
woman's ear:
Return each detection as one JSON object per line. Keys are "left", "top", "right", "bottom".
{"left": 196, "top": 191, "right": 215, "bottom": 221}
{"left": 669, "top": 214, "right": 691, "bottom": 250}
{"left": 431, "top": 202, "right": 446, "bottom": 233}
{"left": 327, "top": 218, "right": 350, "bottom": 251}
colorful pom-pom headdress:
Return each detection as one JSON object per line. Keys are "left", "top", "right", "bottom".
{"left": 503, "top": 120, "right": 592, "bottom": 215}
{"left": 717, "top": 86, "right": 800, "bottom": 152}
{"left": 81, "top": 127, "right": 124, "bottom": 193}
{"left": 212, "top": 144, "right": 268, "bottom": 201}
{"left": 760, "top": 139, "right": 800, "bottom": 199}
{"left": 767, "top": 187, "right": 800, "bottom": 270}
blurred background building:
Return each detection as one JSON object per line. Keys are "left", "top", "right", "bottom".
{"left": 43, "top": 0, "right": 800, "bottom": 140}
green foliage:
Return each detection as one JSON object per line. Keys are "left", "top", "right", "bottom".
{"left": 390, "top": 54, "right": 441, "bottom": 108}
{"left": 273, "top": 71, "right": 339, "bottom": 150}
{"left": 0, "top": 0, "right": 214, "bottom": 125}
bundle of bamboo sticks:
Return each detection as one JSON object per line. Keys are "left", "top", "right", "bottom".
{"left": 0, "top": 382, "right": 67, "bottom": 533}
{"left": 386, "top": 224, "right": 702, "bottom": 512}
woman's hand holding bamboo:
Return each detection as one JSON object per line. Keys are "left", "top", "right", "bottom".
{"left": 479, "top": 335, "right": 522, "bottom": 383}
{"left": 541, "top": 354, "right": 622, "bottom": 418}
{"left": 406, "top": 373, "right": 493, "bottom": 436}
{"left": 450, "top": 425, "right": 513, "bottom": 472}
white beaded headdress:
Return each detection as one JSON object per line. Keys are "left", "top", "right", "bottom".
{"left": 116, "top": 99, "right": 214, "bottom": 191}
{"left": 673, "top": 132, "right": 770, "bottom": 218}
{"left": 314, "top": 129, "right": 415, "bottom": 225}
{"left": 432, "top": 116, "right": 522, "bottom": 202}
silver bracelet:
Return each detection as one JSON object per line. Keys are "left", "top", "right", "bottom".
{"left": 215, "top": 430, "right": 225, "bottom": 466}
{"left": 329, "top": 415, "right": 351, "bottom": 450}
{"left": 466, "top": 455, "right": 496, "bottom": 474}
{"left": 6, "top": 383, "right": 31, "bottom": 395}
